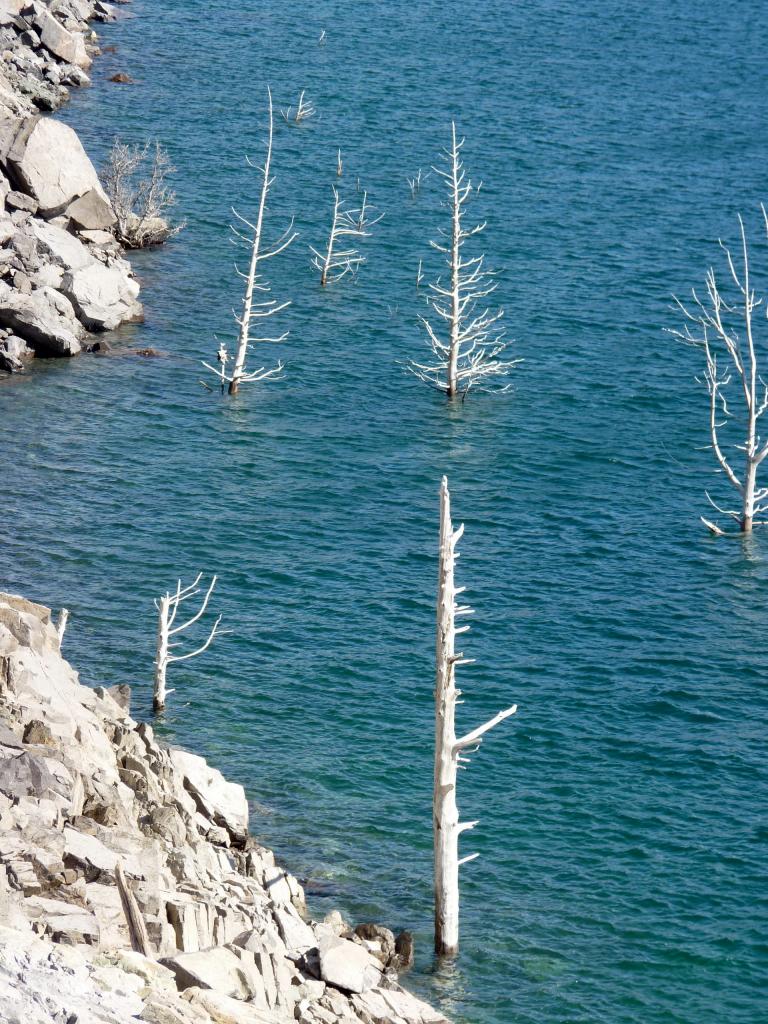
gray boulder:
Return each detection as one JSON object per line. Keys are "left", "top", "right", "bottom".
{"left": 4, "top": 116, "right": 106, "bottom": 217}
{"left": 61, "top": 259, "right": 141, "bottom": 331}
{"left": 6, "top": 189, "right": 37, "bottom": 213}
{"left": 65, "top": 188, "right": 116, "bottom": 231}
{"left": 169, "top": 748, "right": 249, "bottom": 840}
{"left": 30, "top": 218, "right": 92, "bottom": 272}
{"left": 0, "top": 752, "right": 64, "bottom": 801}
{"left": 33, "top": 8, "right": 91, "bottom": 69}
{"left": 317, "top": 934, "right": 382, "bottom": 994}
{"left": 160, "top": 947, "right": 262, "bottom": 1001}
{"left": 0, "top": 281, "right": 82, "bottom": 354}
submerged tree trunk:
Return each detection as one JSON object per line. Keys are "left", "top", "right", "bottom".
{"left": 433, "top": 477, "right": 517, "bottom": 957}
{"left": 434, "top": 476, "right": 461, "bottom": 954}
{"left": 153, "top": 593, "right": 171, "bottom": 713}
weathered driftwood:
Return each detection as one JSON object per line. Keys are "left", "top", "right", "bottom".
{"left": 433, "top": 477, "right": 517, "bottom": 957}
{"left": 203, "top": 90, "right": 296, "bottom": 395}
{"left": 115, "top": 860, "right": 152, "bottom": 957}
{"left": 670, "top": 207, "right": 768, "bottom": 534}
{"left": 153, "top": 573, "right": 228, "bottom": 713}
{"left": 410, "top": 123, "right": 520, "bottom": 398}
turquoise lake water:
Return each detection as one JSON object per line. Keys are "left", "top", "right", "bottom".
{"left": 3, "top": 0, "right": 768, "bottom": 1020}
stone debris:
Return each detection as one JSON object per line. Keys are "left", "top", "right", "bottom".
{"left": 0, "top": 0, "right": 144, "bottom": 377}
{"left": 0, "top": 589, "right": 451, "bottom": 1024}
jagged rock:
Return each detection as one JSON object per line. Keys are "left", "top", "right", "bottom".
{"left": 316, "top": 934, "right": 381, "bottom": 995}
{"left": 169, "top": 748, "right": 249, "bottom": 841}
{"left": 4, "top": 115, "right": 105, "bottom": 216}
{"left": 22, "top": 719, "right": 55, "bottom": 746}
{"left": 272, "top": 905, "right": 315, "bottom": 957}
{"left": 352, "top": 923, "right": 395, "bottom": 968}
{"left": 160, "top": 946, "right": 262, "bottom": 1001}
{"left": 394, "top": 929, "right": 414, "bottom": 971}
{"left": 78, "top": 226, "right": 116, "bottom": 245}
{"left": 0, "top": 751, "right": 64, "bottom": 800}
{"left": 352, "top": 985, "right": 451, "bottom": 1024}
{"left": 65, "top": 187, "right": 116, "bottom": 230}
{"left": 30, "top": 217, "right": 92, "bottom": 271}
{"left": 5, "top": 188, "right": 36, "bottom": 212}
{"left": 106, "top": 684, "right": 131, "bottom": 711}
{"left": 33, "top": 8, "right": 91, "bottom": 68}
{"left": 24, "top": 894, "right": 100, "bottom": 944}
{"left": 183, "top": 986, "right": 292, "bottom": 1023}
{"left": 0, "top": 280, "right": 81, "bottom": 354}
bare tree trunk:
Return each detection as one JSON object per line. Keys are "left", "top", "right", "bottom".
{"left": 433, "top": 477, "right": 517, "bottom": 957}
{"left": 743, "top": 456, "right": 757, "bottom": 532}
{"left": 56, "top": 608, "right": 69, "bottom": 649}
{"left": 230, "top": 96, "right": 274, "bottom": 393}
{"left": 152, "top": 574, "right": 227, "bottom": 715}
{"left": 434, "top": 477, "right": 461, "bottom": 955}
{"left": 670, "top": 209, "right": 768, "bottom": 533}
{"left": 153, "top": 593, "right": 170, "bottom": 713}
{"left": 447, "top": 124, "right": 461, "bottom": 398}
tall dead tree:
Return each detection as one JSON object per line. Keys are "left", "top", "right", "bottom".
{"left": 433, "top": 476, "right": 517, "bottom": 956}
{"left": 410, "top": 123, "right": 520, "bottom": 398}
{"left": 153, "top": 573, "right": 228, "bottom": 713}
{"left": 310, "top": 186, "right": 382, "bottom": 286}
{"left": 670, "top": 207, "right": 768, "bottom": 534}
{"left": 203, "top": 90, "right": 297, "bottom": 395}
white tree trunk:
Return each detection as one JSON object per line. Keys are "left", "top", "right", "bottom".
{"left": 230, "top": 97, "right": 274, "bottom": 394}
{"left": 56, "top": 608, "right": 69, "bottom": 649}
{"left": 433, "top": 477, "right": 517, "bottom": 957}
{"left": 153, "top": 593, "right": 170, "bottom": 713}
{"left": 434, "top": 476, "right": 461, "bottom": 955}
{"left": 447, "top": 124, "right": 461, "bottom": 398}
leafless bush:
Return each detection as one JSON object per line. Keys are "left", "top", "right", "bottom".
{"left": 102, "top": 140, "right": 185, "bottom": 249}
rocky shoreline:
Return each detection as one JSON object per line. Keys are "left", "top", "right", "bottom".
{"left": 0, "top": 591, "right": 449, "bottom": 1024}
{"left": 0, "top": 0, "right": 143, "bottom": 374}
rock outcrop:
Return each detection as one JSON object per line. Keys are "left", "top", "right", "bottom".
{"left": 0, "top": 590, "right": 449, "bottom": 1024}
{"left": 0, "top": 0, "right": 144, "bottom": 375}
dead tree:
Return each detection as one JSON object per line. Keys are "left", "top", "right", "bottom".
{"left": 280, "top": 90, "right": 315, "bottom": 125}
{"left": 670, "top": 207, "right": 768, "bottom": 534}
{"left": 310, "top": 187, "right": 382, "bottom": 286}
{"left": 56, "top": 608, "right": 68, "bottom": 649}
{"left": 153, "top": 573, "right": 228, "bottom": 713}
{"left": 203, "top": 90, "right": 297, "bottom": 395}
{"left": 409, "top": 123, "right": 520, "bottom": 398}
{"left": 102, "top": 140, "right": 184, "bottom": 248}
{"left": 433, "top": 476, "right": 517, "bottom": 957}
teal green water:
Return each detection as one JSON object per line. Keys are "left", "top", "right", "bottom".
{"left": 2, "top": 1, "right": 768, "bottom": 1021}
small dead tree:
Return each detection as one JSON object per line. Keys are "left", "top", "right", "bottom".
{"left": 310, "top": 186, "right": 382, "bottom": 286}
{"left": 102, "top": 140, "right": 184, "bottom": 248}
{"left": 407, "top": 168, "right": 429, "bottom": 198}
{"left": 433, "top": 476, "right": 517, "bottom": 956}
{"left": 409, "top": 123, "right": 520, "bottom": 398}
{"left": 153, "top": 573, "right": 228, "bottom": 713}
{"left": 670, "top": 207, "right": 768, "bottom": 534}
{"left": 280, "top": 90, "right": 315, "bottom": 125}
{"left": 203, "top": 90, "right": 297, "bottom": 395}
